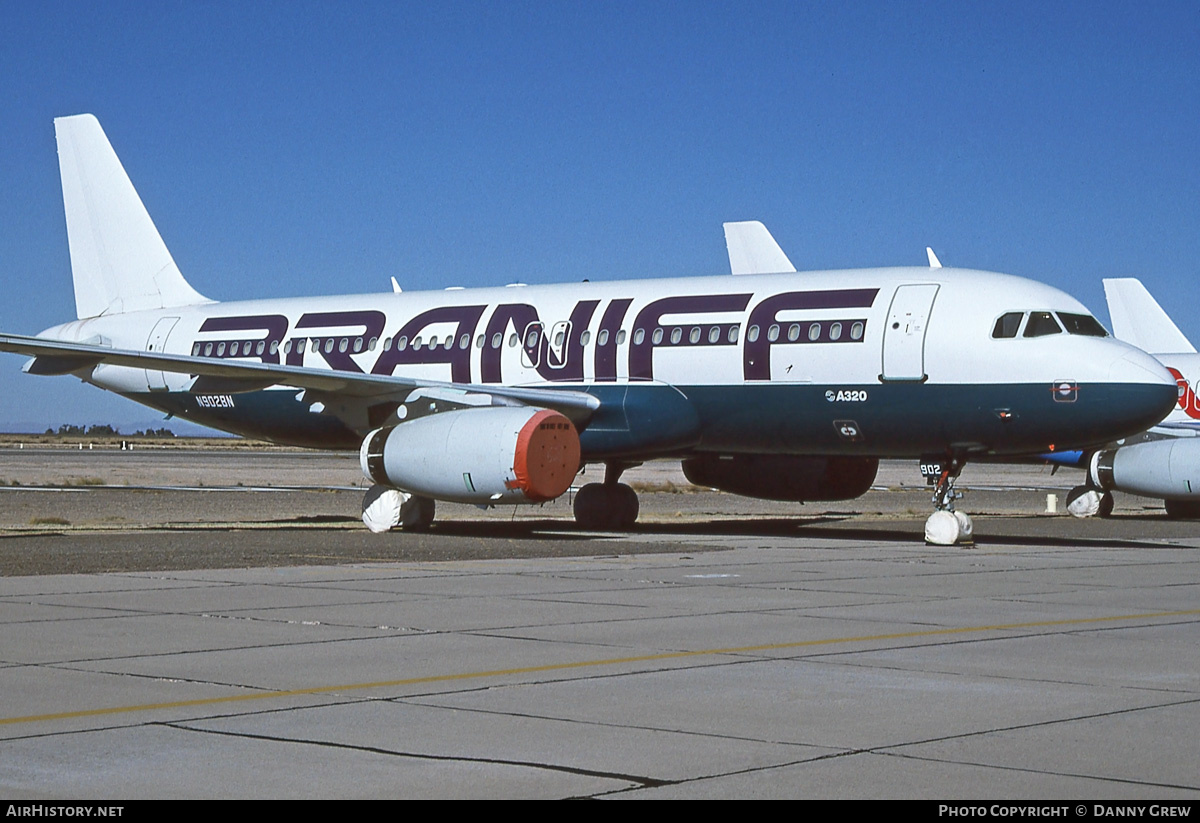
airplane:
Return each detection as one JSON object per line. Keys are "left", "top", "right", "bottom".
{"left": 1050, "top": 277, "right": 1200, "bottom": 519}
{"left": 0, "top": 114, "right": 1179, "bottom": 544}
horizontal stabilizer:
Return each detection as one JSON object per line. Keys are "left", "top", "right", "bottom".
{"left": 55, "top": 114, "right": 212, "bottom": 319}
{"left": 723, "top": 221, "right": 796, "bottom": 275}
{"left": 1103, "top": 278, "right": 1196, "bottom": 354}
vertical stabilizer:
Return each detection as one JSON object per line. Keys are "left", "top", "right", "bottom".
{"left": 55, "top": 114, "right": 211, "bottom": 319}
{"left": 723, "top": 221, "right": 796, "bottom": 275}
{"left": 1103, "top": 277, "right": 1195, "bottom": 354}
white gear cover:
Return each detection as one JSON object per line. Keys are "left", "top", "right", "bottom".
{"left": 925, "top": 509, "right": 962, "bottom": 545}
{"left": 1067, "top": 487, "right": 1103, "bottom": 518}
{"left": 362, "top": 484, "right": 406, "bottom": 533}
{"left": 953, "top": 510, "right": 973, "bottom": 542}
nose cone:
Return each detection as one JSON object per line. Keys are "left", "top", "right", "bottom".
{"left": 1103, "top": 346, "right": 1180, "bottom": 435}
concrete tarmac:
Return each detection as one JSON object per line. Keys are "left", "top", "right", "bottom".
{"left": 1, "top": 448, "right": 1198, "bottom": 798}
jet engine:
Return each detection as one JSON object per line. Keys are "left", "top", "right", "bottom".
{"left": 681, "top": 454, "right": 879, "bottom": 502}
{"left": 1086, "top": 438, "right": 1200, "bottom": 517}
{"left": 360, "top": 406, "right": 580, "bottom": 504}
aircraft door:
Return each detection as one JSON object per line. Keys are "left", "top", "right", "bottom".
{"left": 880, "top": 284, "right": 939, "bottom": 382}
{"left": 546, "top": 321, "right": 571, "bottom": 369}
{"left": 520, "top": 322, "right": 544, "bottom": 369}
{"left": 145, "top": 317, "right": 179, "bottom": 391}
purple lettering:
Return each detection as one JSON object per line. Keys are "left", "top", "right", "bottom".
{"left": 196, "top": 315, "right": 289, "bottom": 364}
{"left": 743, "top": 289, "right": 877, "bottom": 381}
{"left": 629, "top": 294, "right": 751, "bottom": 381}
{"left": 371, "top": 305, "right": 485, "bottom": 382}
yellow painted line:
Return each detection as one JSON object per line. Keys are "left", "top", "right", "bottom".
{"left": 4, "top": 608, "right": 1198, "bottom": 727}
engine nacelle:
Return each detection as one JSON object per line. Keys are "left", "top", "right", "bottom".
{"left": 1088, "top": 438, "right": 1200, "bottom": 500}
{"left": 681, "top": 454, "right": 879, "bottom": 502}
{"left": 360, "top": 407, "right": 580, "bottom": 504}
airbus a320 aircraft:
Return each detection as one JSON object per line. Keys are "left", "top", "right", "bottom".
{"left": 0, "top": 115, "right": 1179, "bottom": 544}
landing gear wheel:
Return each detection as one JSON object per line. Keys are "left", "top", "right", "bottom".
{"left": 361, "top": 487, "right": 436, "bottom": 532}
{"left": 399, "top": 495, "right": 436, "bottom": 531}
{"left": 613, "top": 483, "right": 639, "bottom": 528}
{"left": 1098, "top": 491, "right": 1115, "bottom": 518}
{"left": 573, "top": 483, "right": 640, "bottom": 530}
{"left": 1066, "top": 485, "right": 1103, "bottom": 518}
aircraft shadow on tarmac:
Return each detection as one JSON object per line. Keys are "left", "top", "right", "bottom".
{"left": 412, "top": 516, "right": 1175, "bottom": 550}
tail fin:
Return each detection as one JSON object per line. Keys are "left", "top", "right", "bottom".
{"left": 1103, "top": 277, "right": 1196, "bottom": 355}
{"left": 723, "top": 221, "right": 796, "bottom": 275}
{"left": 55, "top": 114, "right": 211, "bottom": 319}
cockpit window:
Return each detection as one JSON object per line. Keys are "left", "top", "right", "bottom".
{"left": 1057, "top": 312, "right": 1108, "bottom": 337}
{"left": 992, "top": 312, "right": 1023, "bottom": 338}
{"left": 1023, "top": 311, "right": 1062, "bottom": 337}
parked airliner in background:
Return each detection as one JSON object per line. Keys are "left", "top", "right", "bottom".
{"left": 1051, "top": 278, "right": 1200, "bottom": 519}
{"left": 0, "top": 115, "right": 1179, "bottom": 543}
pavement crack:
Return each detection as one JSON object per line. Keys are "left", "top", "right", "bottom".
{"left": 161, "top": 722, "right": 674, "bottom": 789}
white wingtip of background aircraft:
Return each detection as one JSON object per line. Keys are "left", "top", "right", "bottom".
{"left": 1057, "top": 277, "right": 1200, "bottom": 519}
{"left": 722, "top": 221, "right": 796, "bottom": 275}
{"left": 0, "top": 114, "right": 1181, "bottom": 544}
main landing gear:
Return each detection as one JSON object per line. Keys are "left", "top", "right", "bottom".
{"left": 923, "top": 455, "right": 974, "bottom": 546}
{"left": 361, "top": 484, "right": 436, "bottom": 533}
{"left": 1065, "top": 486, "right": 1114, "bottom": 518}
{"left": 573, "top": 462, "right": 640, "bottom": 530}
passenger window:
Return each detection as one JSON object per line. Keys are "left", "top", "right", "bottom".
{"left": 597, "top": 329, "right": 609, "bottom": 347}
{"left": 1023, "top": 312, "right": 1062, "bottom": 337}
{"left": 1057, "top": 313, "right": 1108, "bottom": 337}
{"left": 992, "top": 312, "right": 1023, "bottom": 338}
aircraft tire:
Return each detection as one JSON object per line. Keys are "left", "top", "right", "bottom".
{"left": 614, "top": 483, "right": 640, "bottom": 529}
{"left": 1098, "top": 491, "right": 1115, "bottom": 518}
{"left": 573, "top": 483, "right": 639, "bottom": 530}
{"left": 399, "top": 495, "right": 436, "bottom": 531}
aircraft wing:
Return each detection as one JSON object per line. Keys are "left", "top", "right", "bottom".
{"left": 0, "top": 332, "right": 601, "bottom": 426}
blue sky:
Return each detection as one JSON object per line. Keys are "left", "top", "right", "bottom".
{"left": 1, "top": 1, "right": 1197, "bottom": 432}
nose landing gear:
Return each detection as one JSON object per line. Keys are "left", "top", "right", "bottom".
{"left": 923, "top": 456, "right": 974, "bottom": 545}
